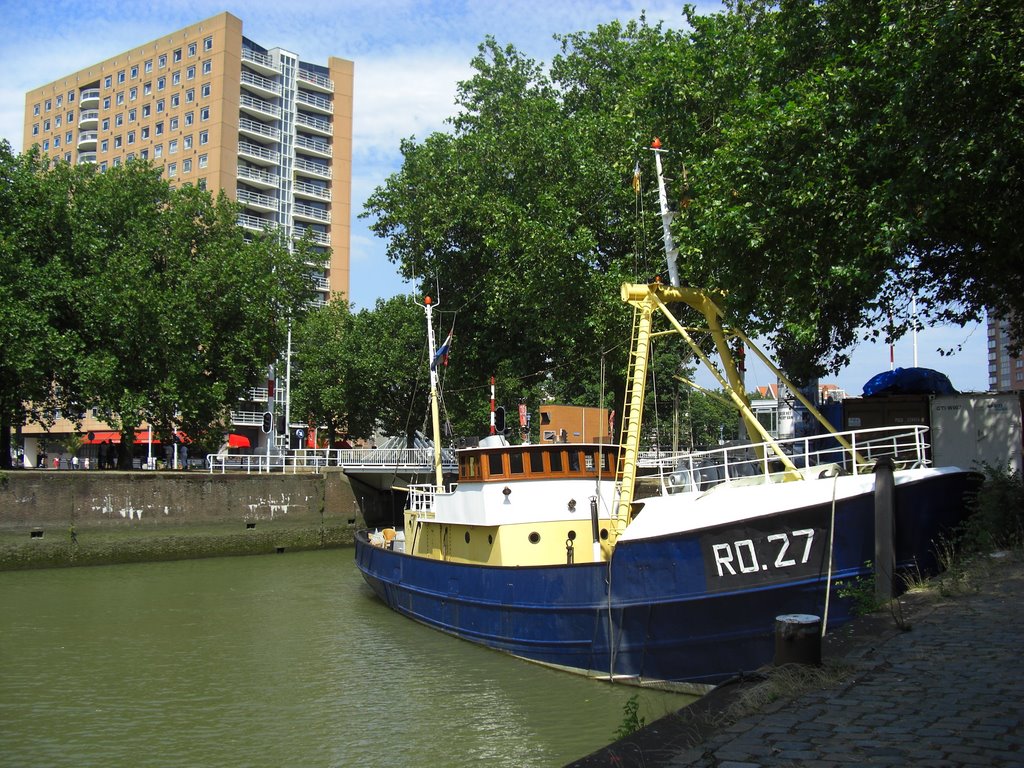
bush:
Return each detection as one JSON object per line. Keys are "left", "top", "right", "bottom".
{"left": 961, "top": 463, "right": 1024, "bottom": 554}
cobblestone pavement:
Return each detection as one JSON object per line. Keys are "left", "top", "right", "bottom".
{"left": 570, "top": 556, "right": 1024, "bottom": 767}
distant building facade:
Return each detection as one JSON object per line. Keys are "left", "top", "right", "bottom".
{"left": 988, "top": 313, "right": 1024, "bottom": 392}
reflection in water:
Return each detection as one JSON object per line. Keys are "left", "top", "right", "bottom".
{"left": 0, "top": 550, "right": 692, "bottom": 767}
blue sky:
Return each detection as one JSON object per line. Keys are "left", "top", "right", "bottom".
{"left": 0, "top": 0, "right": 989, "bottom": 394}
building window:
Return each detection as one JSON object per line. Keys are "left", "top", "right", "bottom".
{"left": 112, "top": 157, "right": 120, "bottom": 167}
{"left": 127, "top": 131, "right": 135, "bottom": 145}
{"left": 115, "top": 114, "right": 123, "bottom": 127}
{"left": 185, "top": 89, "right": 194, "bottom": 103}
{"left": 65, "top": 131, "right": 72, "bottom": 144}
{"left": 141, "top": 127, "right": 149, "bottom": 139}
{"left": 187, "top": 65, "right": 196, "bottom": 80}
{"left": 170, "top": 117, "right": 179, "bottom": 130}
{"left": 43, "top": 119, "right": 50, "bottom": 130}
{"left": 144, "top": 82, "right": 152, "bottom": 96}
{"left": 168, "top": 162, "right": 177, "bottom": 177}
{"left": 64, "top": 152, "right": 72, "bottom": 163}
{"left": 172, "top": 71, "right": 181, "bottom": 86}
{"left": 126, "top": 152, "right": 135, "bottom": 162}
{"left": 104, "top": 75, "right": 112, "bottom": 88}
{"left": 198, "top": 178, "right": 207, "bottom": 190}
{"left": 198, "top": 153, "right": 208, "bottom": 168}
{"left": 67, "top": 110, "right": 74, "bottom": 122}
{"left": 113, "top": 135, "right": 122, "bottom": 148}
{"left": 170, "top": 95, "right": 180, "bottom": 108}
{"left": 158, "top": 76, "right": 166, "bottom": 90}
{"left": 145, "top": 59, "right": 153, "bottom": 73}
{"left": 201, "top": 83, "right": 211, "bottom": 98}
{"left": 116, "top": 92, "right": 125, "bottom": 105}
{"left": 56, "top": 95, "right": 63, "bottom": 107}
{"left": 159, "top": 53, "right": 167, "bottom": 68}
{"left": 183, "top": 158, "right": 192, "bottom": 173}
{"left": 68, "top": 91, "right": 75, "bottom": 102}
{"left": 140, "top": 149, "right": 149, "bottom": 160}
{"left": 101, "top": 118, "right": 109, "bottom": 131}
{"left": 188, "top": 42, "right": 197, "bottom": 57}
{"left": 32, "top": 123, "right": 39, "bottom": 135}
{"left": 154, "top": 144, "right": 163, "bottom": 158}
{"left": 45, "top": 99, "right": 52, "bottom": 111}
{"left": 33, "top": 104, "right": 40, "bottom": 116}
{"left": 53, "top": 136, "right": 60, "bottom": 147}
{"left": 155, "top": 121, "right": 163, "bottom": 135}
{"left": 173, "top": 48, "right": 182, "bottom": 63}
{"left": 103, "top": 96, "right": 111, "bottom": 109}
{"left": 199, "top": 130, "right": 208, "bottom": 145}
{"left": 202, "top": 60, "right": 212, "bottom": 75}
{"left": 100, "top": 139, "right": 108, "bottom": 152}
{"left": 169, "top": 139, "right": 178, "bottom": 154}
{"left": 142, "top": 104, "right": 151, "bottom": 117}
{"left": 129, "top": 87, "right": 137, "bottom": 101}
{"left": 184, "top": 112, "right": 193, "bottom": 126}
{"left": 130, "top": 65, "right": 138, "bottom": 79}
{"left": 156, "top": 99, "right": 165, "bottom": 113}
{"left": 200, "top": 107, "right": 210, "bottom": 121}
{"left": 42, "top": 139, "right": 49, "bottom": 150}
{"left": 128, "top": 108, "right": 136, "bottom": 122}
{"left": 55, "top": 115, "right": 61, "bottom": 127}
{"left": 183, "top": 135, "right": 192, "bottom": 149}
{"left": 117, "top": 70, "right": 125, "bottom": 84}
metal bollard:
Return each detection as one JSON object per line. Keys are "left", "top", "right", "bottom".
{"left": 774, "top": 613, "right": 822, "bottom": 666}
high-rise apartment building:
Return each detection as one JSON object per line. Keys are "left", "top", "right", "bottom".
{"left": 23, "top": 11, "right": 352, "bottom": 305}
{"left": 18, "top": 13, "right": 353, "bottom": 462}
{"left": 988, "top": 314, "right": 1024, "bottom": 392}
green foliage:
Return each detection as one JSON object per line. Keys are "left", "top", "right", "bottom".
{"left": 835, "top": 562, "right": 885, "bottom": 617}
{"left": 613, "top": 693, "right": 647, "bottom": 740}
{"left": 961, "top": 464, "right": 1024, "bottom": 553}
{"left": 0, "top": 145, "right": 322, "bottom": 467}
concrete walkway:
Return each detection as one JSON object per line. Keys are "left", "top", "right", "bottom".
{"left": 570, "top": 554, "right": 1024, "bottom": 767}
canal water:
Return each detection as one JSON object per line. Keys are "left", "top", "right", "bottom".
{"left": 0, "top": 550, "right": 693, "bottom": 767}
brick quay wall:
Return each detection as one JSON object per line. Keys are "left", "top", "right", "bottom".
{"left": 0, "top": 469, "right": 370, "bottom": 570}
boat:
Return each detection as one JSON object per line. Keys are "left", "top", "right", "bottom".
{"left": 355, "top": 140, "right": 981, "bottom": 692}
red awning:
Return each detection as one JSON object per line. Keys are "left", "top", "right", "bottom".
{"left": 228, "top": 433, "right": 251, "bottom": 448}
{"left": 81, "top": 429, "right": 189, "bottom": 445}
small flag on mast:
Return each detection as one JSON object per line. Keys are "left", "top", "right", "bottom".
{"left": 432, "top": 326, "right": 453, "bottom": 370}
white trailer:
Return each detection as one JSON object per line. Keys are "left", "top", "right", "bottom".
{"left": 930, "top": 393, "right": 1023, "bottom": 474}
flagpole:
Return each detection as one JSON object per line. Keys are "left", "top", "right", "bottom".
{"left": 422, "top": 296, "right": 444, "bottom": 491}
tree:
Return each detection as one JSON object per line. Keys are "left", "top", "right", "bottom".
{"left": 0, "top": 144, "right": 82, "bottom": 468}
{"left": 291, "top": 299, "right": 354, "bottom": 448}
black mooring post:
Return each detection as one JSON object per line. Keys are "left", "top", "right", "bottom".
{"left": 874, "top": 457, "right": 896, "bottom": 604}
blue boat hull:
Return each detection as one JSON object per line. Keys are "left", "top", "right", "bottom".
{"left": 355, "top": 470, "right": 978, "bottom": 686}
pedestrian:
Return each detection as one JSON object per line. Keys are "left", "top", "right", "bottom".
{"left": 72, "top": 455, "right": 79, "bottom": 470}
{"left": 84, "top": 457, "right": 90, "bottom": 470}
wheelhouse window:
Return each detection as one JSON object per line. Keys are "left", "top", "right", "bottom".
{"left": 529, "top": 450, "right": 544, "bottom": 473}
{"left": 508, "top": 451, "right": 524, "bottom": 475}
{"left": 548, "top": 449, "right": 563, "bottom": 472}
{"left": 487, "top": 453, "right": 503, "bottom": 477}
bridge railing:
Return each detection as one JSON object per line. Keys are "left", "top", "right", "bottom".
{"left": 206, "top": 447, "right": 457, "bottom": 475}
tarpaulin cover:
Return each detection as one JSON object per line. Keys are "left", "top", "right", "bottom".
{"left": 862, "top": 367, "right": 958, "bottom": 397}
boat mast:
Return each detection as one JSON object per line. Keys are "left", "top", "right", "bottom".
{"left": 422, "top": 296, "right": 445, "bottom": 491}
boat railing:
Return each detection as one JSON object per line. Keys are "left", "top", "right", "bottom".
{"left": 406, "top": 484, "right": 438, "bottom": 515}
{"left": 663, "top": 425, "right": 931, "bottom": 494}
{"left": 206, "top": 447, "right": 457, "bottom": 474}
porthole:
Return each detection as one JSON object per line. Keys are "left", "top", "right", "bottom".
{"left": 567, "top": 530, "right": 577, "bottom": 541}
{"left": 465, "top": 531, "right": 471, "bottom": 544}
{"left": 600, "top": 528, "right": 609, "bottom": 540}
{"left": 528, "top": 532, "right": 541, "bottom": 544}
{"left": 488, "top": 534, "right": 493, "bottom": 545}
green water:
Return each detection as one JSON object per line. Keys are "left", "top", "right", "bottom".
{"left": 0, "top": 550, "right": 692, "bottom": 767}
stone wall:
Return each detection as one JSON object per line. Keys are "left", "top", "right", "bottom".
{"left": 0, "top": 469, "right": 367, "bottom": 570}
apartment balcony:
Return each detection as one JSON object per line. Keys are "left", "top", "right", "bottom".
{"left": 77, "top": 151, "right": 97, "bottom": 165}
{"left": 237, "top": 188, "right": 277, "bottom": 212}
{"left": 78, "top": 110, "right": 98, "bottom": 128}
{"left": 296, "top": 91, "right": 333, "bottom": 115}
{"left": 237, "top": 212, "right": 273, "bottom": 232}
{"left": 239, "top": 93, "right": 281, "bottom": 120}
{"left": 294, "top": 157, "right": 331, "bottom": 180}
{"left": 294, "top": 179, "right": 331, "bottom": 201}
{"left": 79, "top": 88, "right": 100, "bottom": 107}
{"left": 238, "top": 116, "right": 280, "bottom": 143}
{"left": 295, "top": 135, "right": 331, "bottom": 158}
{"left": 241, "top": 48, "right": 279, "bottom": 76}
{"left": 240, "top": 70, "right": 281, "bottom": 98}
{"left": 237, "top": 165, "right": 279, "bottom": 190}
{"left": 293, "top": 226, "right": 330, "bottom": 246}
{"left": 293, "top": 202, "right": 330, "bottom": 224}
{"left": 296, "top": 113, "right": 332, "bottom": 137}
{"left": 237, "top": 141, "right": 280, "bottom": 167}
{"left": 297, "top": 69, "right": 333, "bottom": 93}
{"left": 77, "top": 131, "right": 98, "bottom": 149}
{"left": 312, "top": 275, "right": 330, "bottom": 292}
{"left": 229, "top": 409, "right": 266, "bottom": 427}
